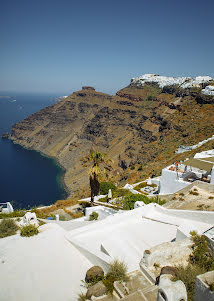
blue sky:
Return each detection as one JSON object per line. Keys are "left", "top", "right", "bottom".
{"left": 0, "top": 0, "right": 214, "bottom": 94}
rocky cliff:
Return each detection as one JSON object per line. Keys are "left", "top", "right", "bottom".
{"left": 10, "top": 76, "right": 214, "bottom": 197}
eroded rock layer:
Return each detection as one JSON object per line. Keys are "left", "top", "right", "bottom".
{"left": 10, "top": 82, "right": 214, "bottom": 197}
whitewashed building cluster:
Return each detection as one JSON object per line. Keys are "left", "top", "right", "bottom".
{"left": 131, "top": 73, "right": 214, "bottom": 95}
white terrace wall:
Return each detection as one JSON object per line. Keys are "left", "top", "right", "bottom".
{"left": 154, "top": 204, "right": 214, "bottom": 225}
{"left": 159, "top": 168, "right": 190, "bottom": 195}
{"left": 195, "top": 271, "right": 214, "bottom": 301}
{"left": 158, "top": 181, "right": 214, "bottom": 201}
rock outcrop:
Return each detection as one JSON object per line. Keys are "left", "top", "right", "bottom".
{"left": 10, "top": 77, "right": 214, "bottom": 197}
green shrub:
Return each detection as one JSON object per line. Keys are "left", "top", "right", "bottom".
{"left": 0, "top": 210, "right": 26, "bottom": 219}
{"left": 190, "top": 233, "right": 214, "bottom": 270}
{"left": 80, "top": 260, "right": 129, "bottom": 296}
{"left": 173, "top": 233, "right": 214, "bottom": 300}
{"left": 113, "top": 189, "right": 130, "bottom": 198}
{"left": 98, "top": 196, "right": 108, "bottom": 202}
{"left": 173, "top": 264, "right": 206, "bottom": 301}
{"left": 89, "top": 212, "right": 99, "bottom": 221}
{"left": 122, "top": 194, "right": 165, "bottom": 210}
{"left": 107, "top": 259, "right": 129, "bottom": 282}
{"left": 103, "top": 259, "right": 129, "bottom": 294}
{"left": 122, "top": 193, "right": 147, "bottom": 210}
{"left": 100, "top": 182, "right": 117, "bottom": 195}
{"left": 0, "top": 219, "right": 19, "bottom": 238}
{"left": 20, "top": 224, "right": 39, "bottom": 237}
{"left": 134, "top": 182, "right": 147, "bottom": 189}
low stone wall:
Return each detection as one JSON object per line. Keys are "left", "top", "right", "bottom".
{"left": 154, "top": 203, "right": 214, "bottom": 225}
{"left": 195, "top": 271, "right": 214, "bottom": 301}
{"left": 159, "top": 180, "right": 214, "bottom": 202}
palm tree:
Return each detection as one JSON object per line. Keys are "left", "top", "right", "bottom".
{"left": 84, "top": 150, "right": 112, "bottom": 203}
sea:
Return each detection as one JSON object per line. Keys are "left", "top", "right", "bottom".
{"left": 0, "top": 92, "right": 68, "bottom": 209}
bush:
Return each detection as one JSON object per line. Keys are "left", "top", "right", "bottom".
{"left": 70, "top": 212, "right": 84, "bottom": 219}
{"left": 113, "top": 189, "right": 130, "bottom": 198}
{"left": 20, "top": 224, "right": 39, "bottom": 237}
{"left": 89, "top": 212, "right": 99, "bottom": 221}
{"left": 173, "top": 264, "right": 206, "bottom": 301}
{"left": 100, "top": 182, "right": 117, "bottom": 195}
{"left": 102, "top": 260, "right": 129, "bottom": 294}
{"left": 122, "top": 194, "right": 166, "bottom": 210}
{"left": 173, "top": 233, "right": 214, "bottom": 300}
{"left": 0, "top": 219, "right": 19, "bottom": 238}
{"left": 80, "top": 260, "right": 129, "bottom": 296}
{"left": 107, "top": 259, "right": 129, "bottom": 282}
{"left": 0, "top": 210, "right": 26, "bottom": 219}
{"left": 189, "top": 233, "right": 214, "bottom": 270}
{"left": 134, "top": 182, "right": 147, "bottom": 190}
{"left": 122, "top": 193, "right": 148, "bottom": 210}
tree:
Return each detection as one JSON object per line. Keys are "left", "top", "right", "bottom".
{"left": 84, "top": 150, "right": 112, "bottom": 203}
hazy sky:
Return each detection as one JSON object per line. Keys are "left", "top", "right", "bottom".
{"left": 1, "top": 0, "right": 214, "bottom": 94}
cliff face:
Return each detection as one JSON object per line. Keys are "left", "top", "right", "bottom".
{"left": 10, "top": 82, "right": 214, "bottom": 197}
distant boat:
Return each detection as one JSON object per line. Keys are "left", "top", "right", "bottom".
{"left": 11, "top": 99, "right": 16, "bottom": 102}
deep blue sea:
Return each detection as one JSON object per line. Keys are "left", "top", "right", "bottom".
{"left": 0, "top": 93, "right": 68, "bottom": 209}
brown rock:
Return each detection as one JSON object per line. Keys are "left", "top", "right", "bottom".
{"left": 160, "top": 266, "right": 178, "bottom": 277}
{"left": 155, "top": 266, "right": 178, "bottom": 285}
{"left": 85, "top": 266, "right": 104, "bottom": 283}
{"left": 86, "top": 281, "right": 107, "bottom": 299}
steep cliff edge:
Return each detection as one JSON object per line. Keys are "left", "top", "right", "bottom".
{"left": 10, "top": 77, "right": 214, "bottom": 197}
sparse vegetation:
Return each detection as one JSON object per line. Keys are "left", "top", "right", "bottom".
{"left": 0, "top": 219, "right": 19, "bottom": 238}
{"left": 189, "top": 232, "right": 214, "bottom": 270}
{"left": 154, "top": 262, "right": 160, "bottom": 269}
{"left": 38, "top": 219, "right": 46, "bottom": 226}
{"left": 134, "top": 182, "right": 156, "bottom": 192}
{"left": 100, "top": 182, "right": 117, "bottom": 195}
{"left": 122, "top": 194, "right": 166, "bottom": 210}
{"left": 89, "top": 211, "right": 99, "bottom": 221}
{"left": 0, "top": 210, "right": 26, "bottom": 219}
{"left": 77, "top": 292, "right": 88, "bottom": 301}
{"left": 189, "top": 190, "right": 199, "bottom": 196}
{"left": 173, "top": 264, "right": 206, "bottom": 301}
{"left": 80, "top": 260, "right": 129, "bottom": 296}
{"left": 70, "top": 212, "right": 84, "bottom": 219}
{"left": 173, "top": 233, "right": 214, "bottom": 300}
{"left": 32, "top": 199, "right": 78, "bottom": 219}
{"left": 20, "top": 224, "right": 39, "bottom": 237}
{"left": 103, "top": 259, "right": 129, "bottom": 294}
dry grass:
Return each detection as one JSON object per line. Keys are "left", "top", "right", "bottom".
{"left": 0, "top": 219, "right": 19, "bottom": 238}
{"left": 33, "top": 199, "right": 78, "bottom": 218}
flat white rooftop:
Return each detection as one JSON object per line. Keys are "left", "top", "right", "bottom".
{"left": 0, "top": 223, "right": 92, "bottom": 301}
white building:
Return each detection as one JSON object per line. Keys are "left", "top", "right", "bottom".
{"left": 0, "top": 203, "right": 214, "bottom": 300}
{"left": 157, "top": 150, "right": 214, "bottom": 195}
